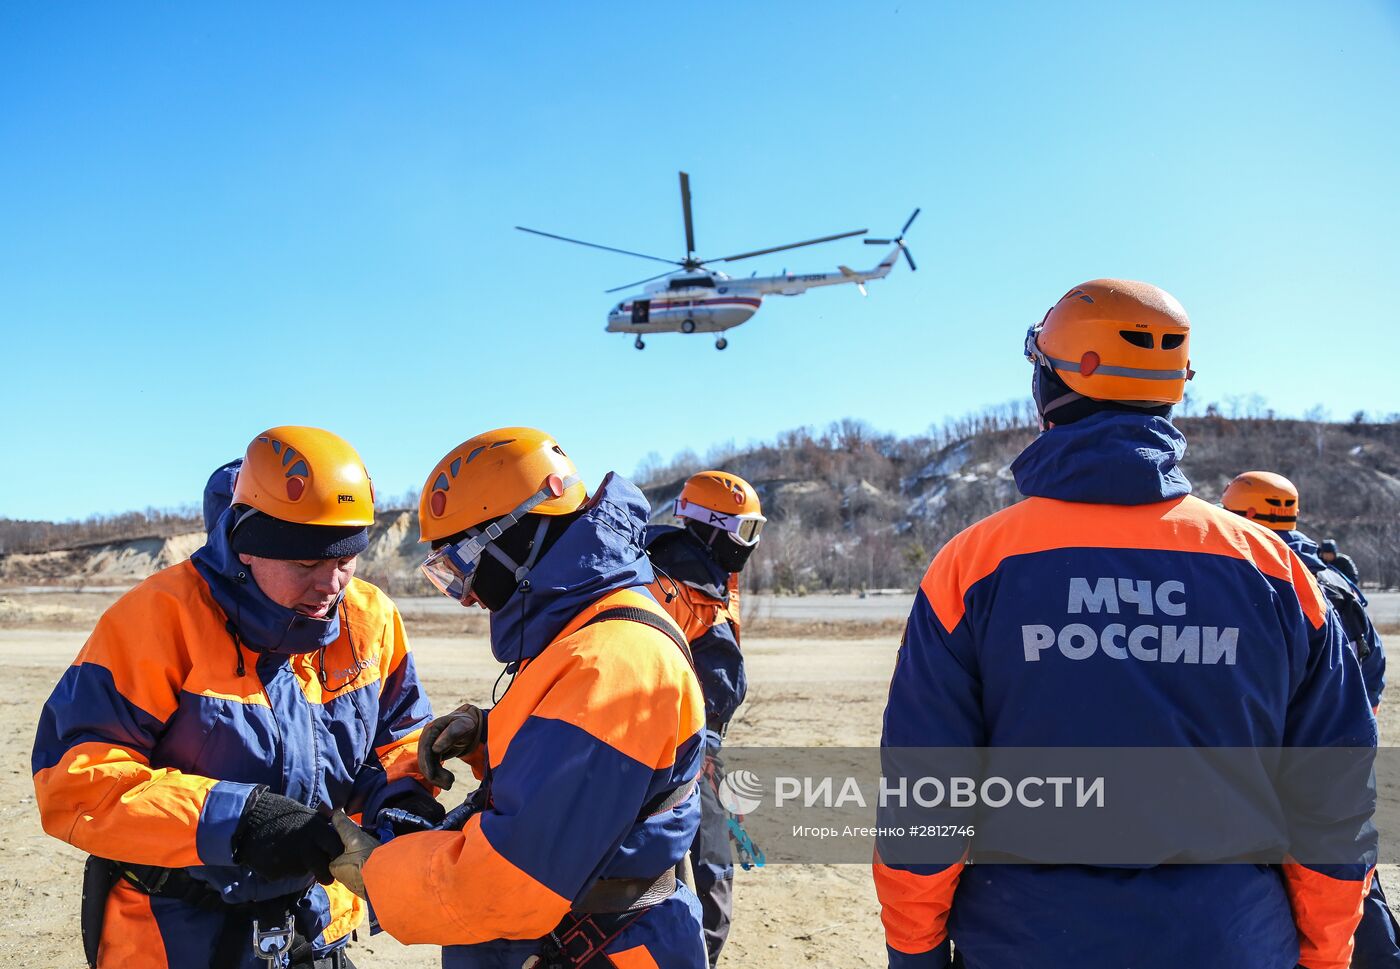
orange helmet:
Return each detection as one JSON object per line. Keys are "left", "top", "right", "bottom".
{"left": 232, "top": 426, "right": 374, "bottom": 527}
{"left": 1222, "top": 471, "right": 1299, "bottom": 532}
{"left": 1025, "top": 279, "right": 1192, "bottom": 405}
{"left": 676, "top": 471, "right": 765, "bottom": 546}
{"left": 418, "top": 427, "right": 587, "bottom": 544}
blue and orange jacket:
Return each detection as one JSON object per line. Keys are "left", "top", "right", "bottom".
{"left": 873, "top": 412, "right": 1377, "bottom": 969}
{"left": 645, "top": 524, "right": 746, "bottom": 731}
{"left": 1282, "top": 528, "right": 1385, "bottom": 711}
{"left": 31, "top": 496, "right": 435, "bottom": 969}
{"left": 362, "top": 474, "right": 708, "bottom": 969}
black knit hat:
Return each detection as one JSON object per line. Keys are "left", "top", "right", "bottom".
{"left": 230, "top": 506, "right": 369, "bottom": 560}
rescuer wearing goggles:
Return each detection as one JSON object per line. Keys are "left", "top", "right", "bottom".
{"left": 643, "top": 470, "right": 764, "bottom": 966}
{"left": 328, "top": 427, "right": 708, "bottom": 969}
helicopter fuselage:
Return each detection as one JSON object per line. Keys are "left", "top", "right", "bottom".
{"left": 606, "top": 278, "right": 761, "bottom": 335}
{"left": 519, "top": 170, "right": 913, "bottom": 349}
{"left": 605, "top": 244, "right": 901, "bottom": 337}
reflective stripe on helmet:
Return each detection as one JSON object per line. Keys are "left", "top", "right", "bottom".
{"left": 1043, "top": 355, "right": 1189, "bottom": 381}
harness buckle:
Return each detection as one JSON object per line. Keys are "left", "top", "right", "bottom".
{"left": 252, "top": 914, "right": 295, "bottom": 968}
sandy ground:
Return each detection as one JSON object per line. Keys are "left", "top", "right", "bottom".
{"left": 0, "top": 592, "right": 893, "bottom": 967}
{"left": 1, "top": 589, "right": 1397, "bottom": 967}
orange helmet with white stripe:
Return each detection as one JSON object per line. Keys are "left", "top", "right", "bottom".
{"left": 676, "top": 471, "right": 765, "bottom": 546}
{"left": 1222, "top": 471, "right": 1299, "bottom": 532}
{"left": 418, "top": 427, "right": 587, "bottom": 544}
{"left": 1026, "top": 279, "right": 1192, "bottom": 406}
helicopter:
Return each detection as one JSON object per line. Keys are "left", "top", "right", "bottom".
{"left": 517, "top": 172, "right": 917, "bottom": 350}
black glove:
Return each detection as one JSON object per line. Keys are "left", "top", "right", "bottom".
{"left": 234, "top": 788, "right": 342, "bottom": 884}
{"left": 418, "top": 703, "right": 487, "bottom": 790}
{"left": 377, "top": 786, "right": 447, "bottom": 835}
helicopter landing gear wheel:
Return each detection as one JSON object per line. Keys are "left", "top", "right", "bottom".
{"left": 715, "top": 337, "right": 728, "bottom": 350}
{"left": 681, "top": 319, "right": 696, "bottom": 334}
{"left": 634, "top": 337, "right": 645, "bottom": 350}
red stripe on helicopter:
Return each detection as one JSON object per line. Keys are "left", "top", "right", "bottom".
{"left": 627, "top": 297, "right": 762, "bottom": 310}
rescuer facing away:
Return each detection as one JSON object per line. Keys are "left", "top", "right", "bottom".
{"left": 1223, "top": 469, "right": 1396, "bottom": 968}
{"left": 645, "top": 470, "right": 765, "bottom": 966}
{"left": 32, "top": 427, "right": 438, "bottom": 969}
{"left": 873, "top": 280, "right": 1377, "bottom": 969}
{"left": 329, "top": 428, "right": 709, "bottom": 969}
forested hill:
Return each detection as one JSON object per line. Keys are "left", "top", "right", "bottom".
{"left": 637, "top": 413, "right": 1400, "bottom": 592}
{"left": 3, "top": 414, "right": 1397, "bottom": 592}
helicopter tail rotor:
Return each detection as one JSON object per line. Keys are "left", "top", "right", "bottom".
{"left": 864, "top": 207, "right": 919, "bottom": 271}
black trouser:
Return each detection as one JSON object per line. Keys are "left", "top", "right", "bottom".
{"left": 1353, "top": 870, "right": 1400, "bottom": 968}
{"left": 691, "top": 743, "right": 735, "bottom": 967}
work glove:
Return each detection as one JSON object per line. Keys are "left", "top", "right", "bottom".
{"left": 234, "top": 788, "right": 342, "bottom": 884}
{"left": 375, "top": 786, "right": 447, "bottom": 837}
{"left": 418, "top": 703, "right": 486, "bottom": 790}
{"left": 330, "top": 810, "right": 381, "bottom": 899}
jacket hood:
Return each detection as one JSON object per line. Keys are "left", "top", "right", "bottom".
{"left": 202, "top": 459, "right": 242, "bottom": 533}
{"left": 645, "top": 523, "right": 730, "bottom": 600}
{"left": 489, "top": 473, "right": 657, "bottom": 664}
{"left": 1281, "top": 529, "right": 1328, "bottom": 575}
{"left": 1011, "top": 411, "right": 1191, "bottom": 506}
{"left": 191, "top": 475, "right": 343, "bottom": 656}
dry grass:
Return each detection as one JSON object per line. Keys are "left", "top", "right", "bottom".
{"left": 396, "top": 609, "right": 491, "bottom": 637}
{"left": 743, "top": 616, "right": 905, "bottom": 640}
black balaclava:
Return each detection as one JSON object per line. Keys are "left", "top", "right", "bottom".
{"left": 454, "top": 511, "right": 579, "bottom": 612}
{"left": 685, "top": 520, "right": 755, "bottom": 575}
{"left": 1032, "top": 361, "right": 1172, "bottom": 428}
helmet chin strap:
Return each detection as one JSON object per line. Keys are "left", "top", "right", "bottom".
{"left": 483, "top": 516, "right": 553, "bottom": 583}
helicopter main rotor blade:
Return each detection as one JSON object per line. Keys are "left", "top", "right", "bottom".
{"left": 679, "top": 172, "right": 696, "bottom": 261}
{"left": 711, "top": 229, "right": 868, "bottom": 263}
{"left": 605, "top": 269, "right": 677, "bottom": 294}
{"left": 515, "top": 227, "right": 680, "bottom": 266}
{"left": 901, "top": 208, "right": 921, "bottom": 235}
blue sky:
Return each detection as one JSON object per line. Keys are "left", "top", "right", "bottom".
{"left": 2, "top": 2, "right": 1398, "bottom": 520}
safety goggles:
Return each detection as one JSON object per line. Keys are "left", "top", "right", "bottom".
{"left": 1024, "top": 327, "right": 1047, "bottom": 369}
{"left": 674, "top": 499, "right": 766, "bottom": 547}
{"left": 420, "top": 473, "right": 581, "bottom": 605}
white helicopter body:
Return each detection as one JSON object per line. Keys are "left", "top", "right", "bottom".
{"left": 518, "top": 172, "right": 916, "bottom": 350}
{"left": 605, "top": 246, "right": 903, "bottom": 346}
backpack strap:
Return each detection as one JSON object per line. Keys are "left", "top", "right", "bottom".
{"left": 579, "top": 606, "right": 700, "bottom": 819}
{"left": 1315, "top": 568, "right": 1375, "bottom": 659}
{"left": 581, "top": 605, "right": 696, "bottom": 672}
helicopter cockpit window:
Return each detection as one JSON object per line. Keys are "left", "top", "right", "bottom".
{"left": 668, "top": 276, "right": 716, "bottom": 290}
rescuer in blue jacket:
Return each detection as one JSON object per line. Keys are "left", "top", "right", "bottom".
{"left": 33, "top": 427, "right": 438, "bottom": 969}
{"left": 327, "top": 428, "right": 708, "bottom": 969}
{"left": 1224, "top": 469, "right": 1397, "bottom": 969}
{"left": 1221, "top": 470, "right": 1385, "bottom": 712}
{"left": 645, "top": 470, "right": 766, "bottom": 966}
{"left": 874, "top": 280, "right": 1377, "bottom": 969}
